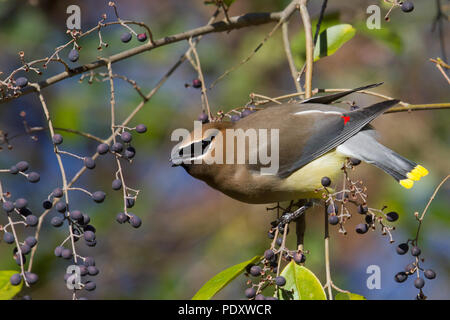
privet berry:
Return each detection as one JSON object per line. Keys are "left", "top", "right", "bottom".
{"left": 2, "top": 201, "right": 15, "bottom": 213}
{"left": 52, "top": 188, "right": 64, "bottom": 198}
{"left": 10, "top": 273, "right": 22, "bottom": 286}
{"left": 15, "top": 77, "right": 28, "bottom": 88}
{"left": 386, "top": 211, "right": 399, "bottom": 222}
{"left": 396, "top": 243, "right": 409, "bottom": 255}
{"left": 411, "top": 246, "right": 421, "bottom": 257}
{"left": 97, "top": 143, "right": 110, "bottom": 155}
{"left": 54, "top": 246, "right": 63, "bottom": 257}
{"left": 116, "top": 212, "right": 128, "bottom": 224}
{"left": 244, "top": 287, "right": 256, "bottom": 299}
{"left": 357, "top": 204, "right": 368, "bottom": 215}
{"left": 14, "top": 198, "right": 28, "bottom": 209}
{"left": 25, "top": 236, "right": 37, "bottom": 248}
{"left": 120, "top": 32, "right": 132, "bottom": 43}
{"left": 92, "top": 191, "right": 106, "bottom": 203}
{"left": 198, "top": 112, "right": 209, "bottom": 124}
{"left": 111, "top": 142, "right": 123, "bottom": 153}
{"left": 293, "top": 252, "right": 305, "bottom": 264}
{"left": 135, "top": 124, "right": 147, "bottom": 133}
{"left": 424, "top": 269, "right": 436, "bottom": 280}
{"left": 121, "top": 131, "right": 132, "bottom": 143}
{"left": 249, "top": 265, "right": 262, "bottom": 277}
{"left": 137, "top": 33, "right": 147, "bottom": 42}
{"left": 355, "top": 223, "right": 369, "bottom": 234}
{"left": 51, "top": 216, "right": 64, "bottom": 227}
{"left": 16, "top": 161, "right": 29, "bottom": 172}
{"left": 25, "top": 215, "right": 38, "bottom": 227}
{"left": 129, "top": 214, "right": 142, "bottom": 228}
{"left": 321, "top": 176, "right": 331, "bottom": 187}
{"left": 328, "top": 215, "right": 339, "bottom": 225}
{"left": 349, "top": 158, "right": 361, "bottom": 166}
{"left": 275, "top": 276, "right": 286, "bottom": 286}
{"left": 61, "top": 248, "right": 72, "bottom": 259}
{"left": 3, "top": 232, "right": 15, "bottom": 244}
{"left": 55, "top": 202, "right": 67, "bottom": 213}
{"left": 27, "top": 172, "right": 40, "bottom": 183}
{"left": 192, "top": 79, "right": 202, "bottom": 88}
{"left": 395, "top": 272, "right": 408, "bottom": 283}
{"left": 84, "top": 157, "right": 96, "bottom": 169}
{"left": 52, "top": 134, "right": 63, "bottom": 145}
{"left": 264, "top": 249, "right": 274, "bottom": 260}
{"left": 401, "top": 1, "right": 414, "bottom": 13}
{"left": 70, "top": 210, "right": 83, "bottom": 222}
{"left": 414, "top": 277, "right": 425, "bottom": 289}
{"left": 230, "top": 114, "right": 241, "bottom": 122}
{"left": 68, "top": 49, "right": 79, "bottom": 62}
{"left": 112, "top": 179, "right": 122, "bottom": 190}
{"left": 124, "top": 146, "right": 136, "bottom": 159}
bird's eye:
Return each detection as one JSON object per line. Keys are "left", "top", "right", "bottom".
{"left": 178, "top": 135, "right": 215, "bottom": 159}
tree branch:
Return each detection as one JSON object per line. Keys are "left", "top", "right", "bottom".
{"left": 0, "top": 1, "right": 300, "bottom": 104}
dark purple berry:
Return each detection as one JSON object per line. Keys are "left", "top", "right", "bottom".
{"left": 241, "top": 109, "right": 255, "bottom": 117}
{"left": 14, "top": 198, "right": 28, "bottom": 209}
{"left": 52, "top": 134, "right": 63, "bottom": 145}
{"left": 112, "top": 179, "right": 122, "bottom": 190}
{"left": 16, "top": 161, "right": 29, "bottom": 172}
{"left": 356, "top": 223, "right": 369, "bottom": 234}
{"left": 328, "top": 215, "right": 339, "bottom": 225}
{"left": 120, "top": 32, "right": 132, "bottom": 43}
{"left": 321, "top": 177, "right": 331, "bottom": 187}
{"left": 25, "top": 236, "right": 37, "bottom": 248}
{"left": 116, "top": 212, "right": 128, "bottom": 224}
{"left": 264, "top": 249, "right": 274, "bottom": 260}
{"left": 411, "top": 246, "right": 421, "bottom": 257}
{"left": 3, "top": 232, "right": 14, "bottom": 244}
{"left": 275, "top": 276, "right": 286, "bottom": 286}
{"left": 84, "top": 230, "right": 96, "bottom": 242}
{"left": 129, "top": 214, "right": 142, "bottom": 228}
{"left": 52, "top": 188, "right": 63, "bottom": 198}
{"left": 9, "top": 166, "right": 19, "bottom": 174}
{"left": 192, "top": 79, "right": 202, "bottom": 88}
{"left": 135, "top": 124, "right": 147, "bottom": 133}
{"left": 111, "top": 142, "right": 123, "bottom": 153}
{"left": 245, "top": 287, "right": 256, "bottom": 299}
{"left": 198, "top": 112, "right": 209, "bottom": 124}
{"left": 84, "top": 281, "right": 96, "bottom": 291}
{"left": 2, "top": 201, "right": 14, "bottom": 213}
{"left": 70, "top": 210, "right": 83, "bottom": 221}
{"left": 61, "top": 248, "right": 72, "bottom": 259}
{"left": 10, "top": 273, "right": 22, "bottom": 286}
{"left": 27, "top": 172, "right": 40, "bottom": 183}
{"left": 137, "top": 33, "right": 147, "bottom": 42}
{"left": 87, "top": 266, "right": 99, "bottom": 276}
{"left": 395, "top": 272, "right": 408, "bottom": 283}
{"left": 20, "top": 244, "right": 31, "bottom": 255}
{"left": 124, "top": 146, "right": 136, "bottom": 159}
{"left": 293, "top": 252, "right": 305, "bottom": 264}
{"left": 51, "top": 216, "right": 64, "bottom": 227}
{"left": 230, "top": 114, "right": 241, "bottom": 122}
{"left": 350, "top": 158, "right": 361, "bottom": 166}
{"left": 401, "top": 1, "right": 414, "bottom": 13}
{"left": 386, "top": 212, "right": 399, "bottom": 222}
{"left": 92, "top": 191, "right": 106, "bottom": 203}
{"left": 396, "top": 243, "right": 409, "bottom": 255}
{"left": 24, "top": 272, "right": 38, "bottom": 285}
{"left": 97, "top": 143, "right": 109, "bottom": 155}
{"left": 424, "top": 269, "right": 436, "bottom": 280}
{"left": 84, "top": 257, "right": 95, "bottom": 267}
{"left": 126, "top": 198, "right": 135, "bottom": 208}
{"left": 55, "top": 201, "right": 67, "bottom": 213}
{"left": 68, "top": 48, "right": 79, "bottom": 62}
{"left": 15, "top": 77, "right": 28, "bottom": 88}
{"left": 121, "top": 131, "right": 132, "bottom": 143}
{"left": 357, "top": 205, "right": 368, "bottom": 215}
{"left": 414, "top": 277, "right": 425, "bottom": 289}
{"left": 25, "top": 215, "right": 38, "bottom": 227}
{"left": 42, "top": 200, "right": 52, "bottom": 209}
{"left": 54, "top": 246, "right": 63, "bottom": 257}
{"left": 255, "top": 294, "right": 265, "bottom": 300}
{"left": 249, "top": 265, "right": 262, "bottom": 277}
{"left": 84, "top": 157, "right": 96, "bottom": 169}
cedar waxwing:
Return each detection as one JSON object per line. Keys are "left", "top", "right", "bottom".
{"left": 170, "top": 83, "right": 428, "bottom": 204}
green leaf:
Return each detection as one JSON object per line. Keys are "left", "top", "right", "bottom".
{"left": 0, "top": 271, "right": 23, "bottom": 300}
{"left": 278, "top": 262, "right": 326, "bottom": 300}
{"left": 335, "top": 292, "right": 367, "bottom": 300}
{"left": 313, "top": 24, "right": 356, "bottom": 61}
{"left": 192, "top": 256, "right": 261, "bottom": 300}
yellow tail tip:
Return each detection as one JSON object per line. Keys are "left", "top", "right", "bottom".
{"left": 407, "top": 172, "right": 421, "bottom": 181}
{"left": 414, "top": 165, "right": 429, "bottom": 177}
{"left": 400, "top": 179, "right": 414, "bottom": 189}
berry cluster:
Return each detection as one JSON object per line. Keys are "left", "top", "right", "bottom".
{"left": 394, "top": 239, "right": 436, "bottom": 299}
{"left": 242, "top": 201, "right": 310, "bottom": 300}
{"left": 318, "top": 159, "right": 397, "bottom": 241}
{"left": 0, "top": 162, "right": 41, "bottom": 288}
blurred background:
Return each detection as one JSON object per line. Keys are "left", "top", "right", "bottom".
{"left": 0, "top": 0, "right": 448, "bottom": 300}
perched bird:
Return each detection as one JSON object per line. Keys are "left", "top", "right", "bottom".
{"left": 171, "top": 83, "right": 428, "bottom": 204}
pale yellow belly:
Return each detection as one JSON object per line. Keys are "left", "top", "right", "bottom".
{"left": 279, "top": 150, "right": 346, "bottom": 197}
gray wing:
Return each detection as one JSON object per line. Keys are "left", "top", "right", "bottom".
{"left": 300, "top": 82, "right": 383, "bottom": 105}
{"left": 277, "top": 99, "right": 399, "bottom": 178}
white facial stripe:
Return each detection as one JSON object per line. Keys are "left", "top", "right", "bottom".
{"left": 293, "top": 110, "right": 342, "bottom": 116}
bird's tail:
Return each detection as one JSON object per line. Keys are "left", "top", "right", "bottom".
{"left": 337, "top": 131, "right": 428, "bottom": 189}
